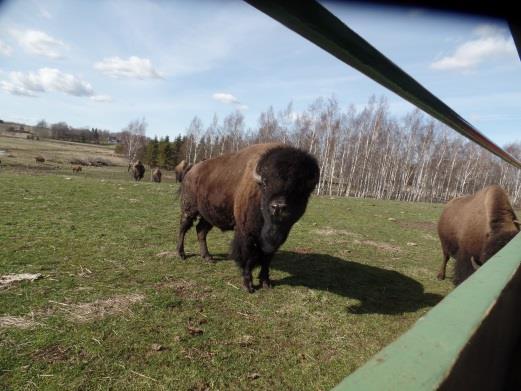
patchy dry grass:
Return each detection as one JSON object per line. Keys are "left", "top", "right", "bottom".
{"left": 0, "top": 139, "right": 456, "bottom": 389}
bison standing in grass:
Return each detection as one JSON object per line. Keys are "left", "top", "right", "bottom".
{"left": 128, "top": 160, "right": 145, "bottom": 181}
{"left": 35, "top": 156, "right": 45, "bottom": 163}
{"left": 72, "top": 165, "right": 82, "bottom": 173}
{"left": 177, "top": 143, "right": 319, "bottom": 293}
{"left": 437, "top": 185, "right": 520, "bottom": 285}
{"left": 152, "top": 167, "right": 162, "bottom": 183}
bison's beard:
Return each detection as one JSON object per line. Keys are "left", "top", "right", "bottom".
{"left": 260, "top": 221, "right": 290, "bottom": 254}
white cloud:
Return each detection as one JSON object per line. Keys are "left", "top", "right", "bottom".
{"left": 431, "top": 24, "right": 517, "bottom": 71}
{"left": 90, "top": 94, "right": 112, "bottom": 102}
{"left": 0, "top": 68, "right": 95, "bottom": 97}
{"left": 0, "top": 40, "right": 13, "bottom": 56}
{"left": 10, "top": 29, "right": 67, "bottom": 58}
{"left": 94, "top": 56, "right": 162, "bottom": 79}
{"left": 212, "top": 92, "right": 239, "bottom": 104}
{"left": 212, "top": 92, "right": 248, "bottom": 110}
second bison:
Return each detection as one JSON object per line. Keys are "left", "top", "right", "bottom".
{"left": 152, "top": 167, "right": 162, "bottom": 183}
{"left": 177, "top": 143, "right": 319, "bottom": 292}
{"left": 128, "top": 160, "right": 145, "bottom": 181}
{"left": 437, "top": 185, "right": 519, "bottom": 284}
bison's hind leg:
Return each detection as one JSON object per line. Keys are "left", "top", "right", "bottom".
{"left": 437, "top": 250, "right": 450, "bottom": 280}
{"left": 196, "top": 218, "right": 214, "bottom": 263}
{"left": 176, "top": 210, "right": 198, "bottom": 260}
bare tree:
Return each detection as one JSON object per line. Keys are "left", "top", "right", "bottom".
{"left": 120, "top": 118, "right": 147, "bottom": 163}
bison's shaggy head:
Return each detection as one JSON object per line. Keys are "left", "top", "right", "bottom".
{"left": 253, "top": 146, "right": 319, "bottom": 253}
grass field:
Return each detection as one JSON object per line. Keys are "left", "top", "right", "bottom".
{"left": 0, "top": 136, "right": 455, "bottom": 390}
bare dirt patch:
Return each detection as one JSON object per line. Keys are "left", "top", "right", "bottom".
{"left": 352, "top": 239, "right": 401, "bottom": 253}
{"left": 51, "top": 293, "right": 145, "bottom": 322}
{"left": 397, "top": 221, "right": 436, "bottom": 232}
{"left": 0, "top": 316, "right": 39, "bottom": 329}
{"left": 0, "top": 294, "right": 145, "bottom": 329}
{"left": 313, "top": 228, "right": 362, "bottom": 238}
{"left": 0, "top": 273, "right": 42, "bottom": 288}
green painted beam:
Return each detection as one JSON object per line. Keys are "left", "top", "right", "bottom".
{"left": 332, "top": 232, "right": 521, "bottom": 390}
{"left": 244, "top": 0, "right": 521, "bottom": 170}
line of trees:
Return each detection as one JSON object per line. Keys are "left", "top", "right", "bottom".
{"left": 177, "top": 95, "right": 520, "bottom": 206}
{"left": 33, "top": 120, "right": 116, "bottom": 144}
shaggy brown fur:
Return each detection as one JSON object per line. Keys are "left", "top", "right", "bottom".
{"left": 128, "top": 160, "right": 145, "bottom": 181}
{"left": 72, "top": 165, "right": 82, "bottom": 173}
{"left": 177, "top": 143, "right": 319, "bottom": 293}
{"left": 174, "top": 160, "right": 189, "bottom": 182}
{"left": 152, "top": 167, "right": 162, "bottom": 183}
{"left": 35, "top": 156, "right": 45, "bottom": 163}
{"left": 437, "top": 185, "right": 520, "bottom": 285}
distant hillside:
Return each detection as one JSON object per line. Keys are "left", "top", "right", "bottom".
{"left": 0, "top": 121, "right": 43, "bottom": 139}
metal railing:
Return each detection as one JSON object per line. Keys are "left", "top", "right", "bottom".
{"left": 245, "top": 0, "right": 521, "bottom": 170}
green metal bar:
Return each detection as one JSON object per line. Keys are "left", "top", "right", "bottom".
{"left": 244, "top": 0, "right": 521, "bottom": 170}
{"left": 332, "top": 232, "right": 521, "bottom": 390}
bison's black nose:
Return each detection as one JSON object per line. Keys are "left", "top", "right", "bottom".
{"left": 270, "top": 201, "right": 287, "bottom": 216}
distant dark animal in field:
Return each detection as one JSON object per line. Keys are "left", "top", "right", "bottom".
{"left": 128, "top": 160, "right": 145, "bottom": 181}
{"left": 437, "top": 185, "right": 520, "bottom": 285}
{"left": 35, "top": 156, "right": 45, "bottom": 163}
{"left": 72, "top": 165, "right": 82, "bottom": 173}
{"left": 152, "top": 167, "right": 162, "bottom": 183}
{"left": 174, "top": 160, "right": 190, "bottom": 182}
{"left": 177, "top": 143, "right": 320, "bottom": 293}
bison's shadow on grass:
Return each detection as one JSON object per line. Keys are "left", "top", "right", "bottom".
{"left": 272, "top": 251, "right": 443, "bottom": 315}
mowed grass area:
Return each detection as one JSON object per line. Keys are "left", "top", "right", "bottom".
{"left": 1, "top": 139, "right": 454, "bottom": 390}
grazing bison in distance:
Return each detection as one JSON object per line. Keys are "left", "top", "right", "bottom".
{"left": 174, "top": 160, "right": 189, "bottom": 182}
{"left": 152, "top": 167, "right": 162, "bottom": 183}
{"left": 72, "top": 165, "right": 82, "bottom": 173}
{"left": 437, "top": 185, "right": 520, "bottom": 285}
{"left": 177, "top": 143, "right": 320, "bottom": 293}
{"left": 35, "top": 156, "right": 45, "bottom": 163}
{"left": 128, "top": 160, "right": 145, "bottom": 181}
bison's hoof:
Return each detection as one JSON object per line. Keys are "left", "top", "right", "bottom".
{"left": 203, "top": 255, "right": 216, "bottom": 264}
{"left": 243, "top": 282, "right": 255, "bottom": 293}
{"left": 436, "top": 272, "right": 445, "bottom": 280}
{"left": 260, "top": 279, "right": 273, "bottom": 289}
{"left": 177, "top": 251, "right": 187, "bottom": 260}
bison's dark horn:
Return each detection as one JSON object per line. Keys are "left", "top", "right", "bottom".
{"left": 470, "top": 256, "right": 481, "bottom": 271}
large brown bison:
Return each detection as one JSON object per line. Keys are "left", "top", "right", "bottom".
{"left": 128, "top": 160, "right": 145, "bottom": 181}
{"left": 174, "top": 160, "right": 189, "bottom": 182}
{"left": 152, "top": 167, "right": 162, "bottom": 183}
{"left": 35, "top": 156, "right": 45, "bottom": 163}
{"left": 177, "top": 143, "right": 319, "bottom": 293}
{"left": 72, "top": 165, "right": 82, "bottom": 173}
{"left": 437, "top": 185, "right": 520, "bottom": 285}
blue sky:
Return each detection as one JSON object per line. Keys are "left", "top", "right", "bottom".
{"left": 0, "top": 0, "right": 519, "bottom": 146}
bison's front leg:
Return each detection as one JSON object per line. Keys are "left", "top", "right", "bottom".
{"left": 259, "top": 254, "right": 273, "bottom": 289}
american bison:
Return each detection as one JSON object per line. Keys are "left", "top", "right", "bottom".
{"left": 152, "top": 167, "right": 162, "bottom": 183}
{"left": 128, "top": 160, "right": 145, "bottom": 181}
{"left": 72, "top": 165, "right": 82, "bottom": 173}
{"left": 35, "top": 156, "right": 45, "bottom": 163}
{"left": 437, "top": 185, "right": 520, "bottom": 285}
{"left": 174, "top": 160, "right": 189, "bottom": 182}
{"left": 177, "top": 143, "right": 320, "bottom": 293}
